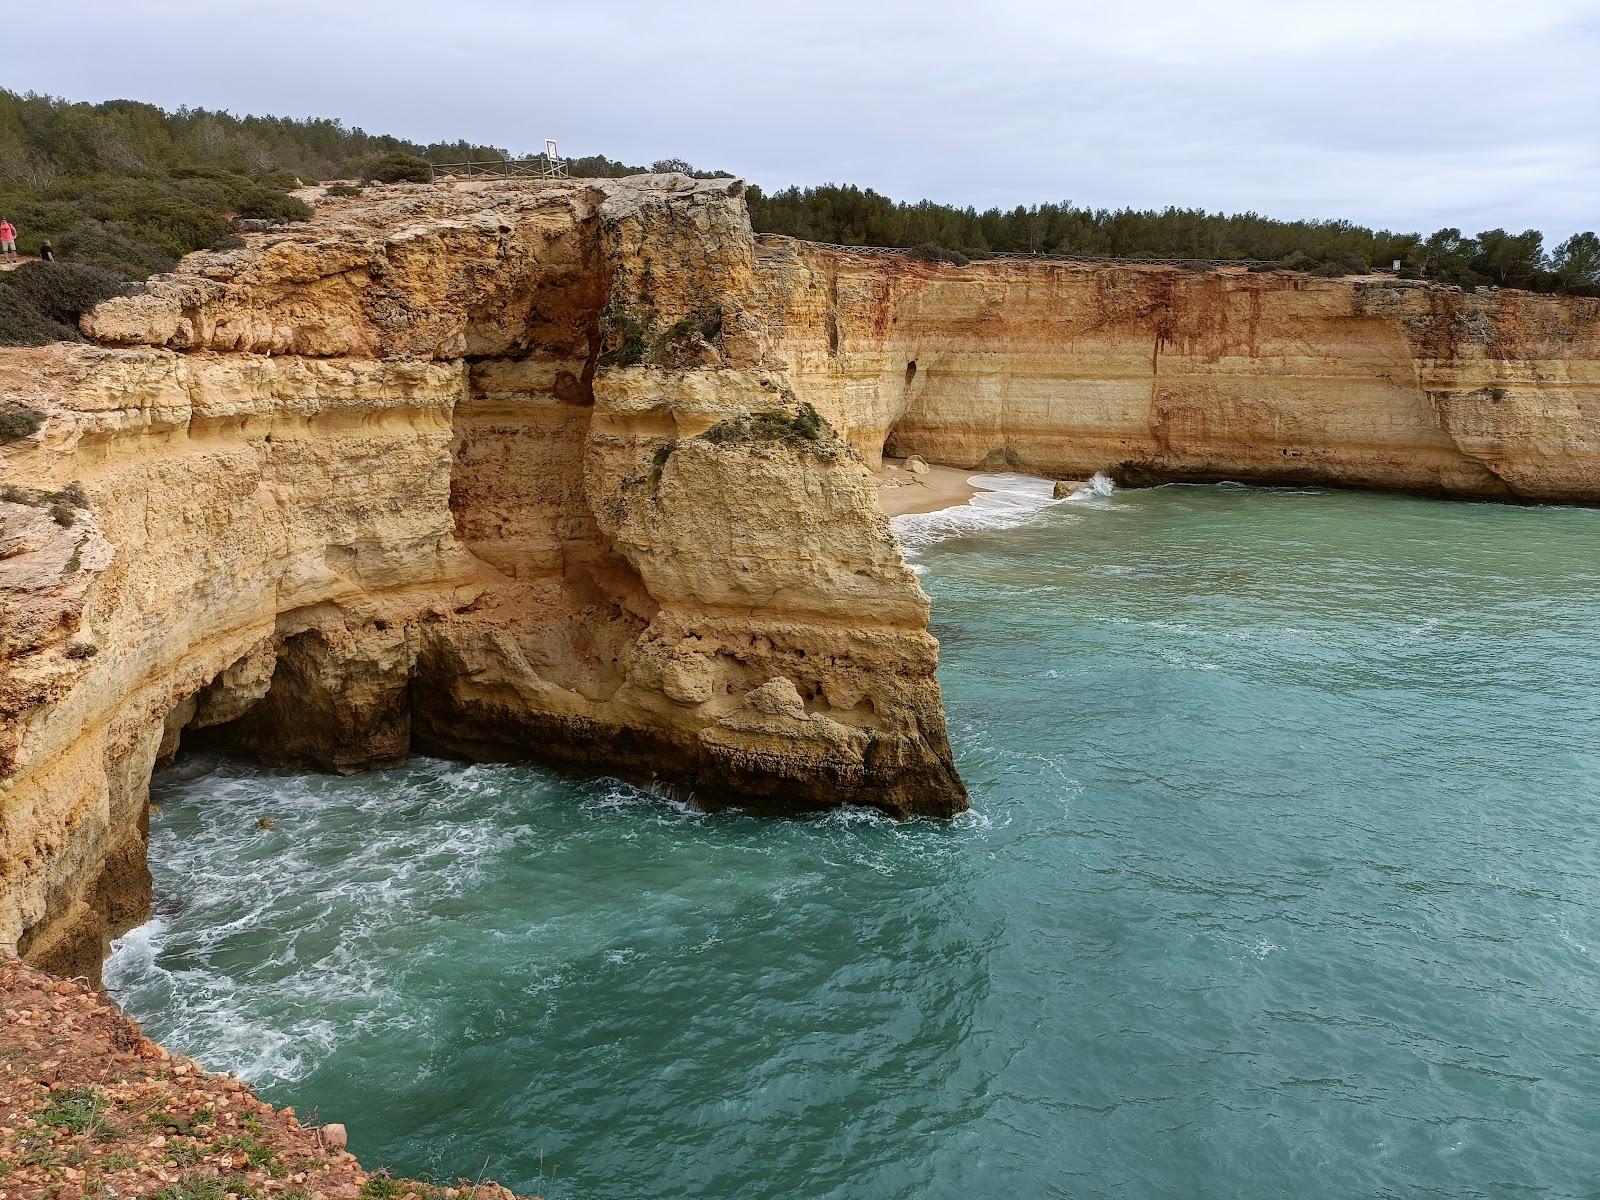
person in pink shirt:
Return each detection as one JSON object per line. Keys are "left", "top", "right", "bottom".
{"left": 0, "top": 219, "right": 16, "bottom": 262}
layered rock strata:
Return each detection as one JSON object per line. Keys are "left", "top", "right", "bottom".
{"left": 0, "top": 177, "right": 964, "bottom": 981}
{"left": 757, "top": 238, "right": 1600, "bottom": 502}
{"left": 4, "top": 175, "right": 1599, "bottom": 986}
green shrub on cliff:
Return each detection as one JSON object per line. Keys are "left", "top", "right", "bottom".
{"left": 0, "top": 279, "right": 80, "bottom": 345}
{"left": 598, "top": 306, "right": 648, "bottom": 367}
{"left": 788, "top": 401, "right": 825, "bottom": 440}
{"left": 701, "top": 403, "right": 834, "bottom": 453}
{"left": 0, "top": 261, "right": 132, "bottom": 346}
{"left": 0, "top": 406, "right": 44, "bottom": 441}
{"left": 5, "top": 261, "right": 128, "bottom": 324}
{"left": 234, "top": 185, "right": 313, "bottom": 222}
{"left": 360, "top": 151, "right": 431, "bottom": 184}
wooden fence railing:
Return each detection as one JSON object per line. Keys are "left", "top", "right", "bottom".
{"left": 429, "top": 158, "right": 568, "bottom": 180}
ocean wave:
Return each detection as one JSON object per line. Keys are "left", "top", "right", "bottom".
{"left": 1065, "top": 471, "right": 1117, "bottom": 501}
{"left": 104, "top": 918, "right": 171, "bottom": 988}
{"left": 890, "top": 472, "right": 1061, "bottom": 551}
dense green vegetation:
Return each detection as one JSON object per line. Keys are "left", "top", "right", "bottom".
{"left": 0, "top": 88, "right": 568, "bottom": 276}
{"left": 0, "top": 92, "right": 737, "bottom": 343}
{"left": 0, "top": 90, "right": 1593, "bottom": 354}
{"left": 0, "top": 261, "right": 130, "bottom": 345}
{"left": 746, "top": 184, "right": 1600, "bottom": 296}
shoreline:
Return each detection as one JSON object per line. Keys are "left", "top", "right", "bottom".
{"left": 876, "top": 458, "right": 982, "bottom": 517}
{"left": 880, "top": 463, "right": 1090, "bottom": 552}
{"left": 0, "top": 953, "right": 524, "bottom": 1199}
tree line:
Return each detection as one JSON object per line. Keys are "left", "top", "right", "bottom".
{"left": 0, "top": 92, "right": 738, "bottom": 295}
{"left": 746, "top": 184, "right": 1599, "bottom": 296}
{"left": 0, "top": 90, "right": 1594, "bottom": 348}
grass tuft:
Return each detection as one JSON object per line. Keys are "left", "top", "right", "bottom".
{"left": 41, "top": 1086, "right": 110, "bottom": 1135}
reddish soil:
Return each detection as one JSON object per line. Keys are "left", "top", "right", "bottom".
{"left": 0, "top": 956, "right": 526, "bottom": 1200}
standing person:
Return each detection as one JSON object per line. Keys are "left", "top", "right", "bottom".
{"left": 0, "top": 218, "right": 16, "bottom": 262}
{"left": 38, "top": 240, "right": 53, "bottom": 263}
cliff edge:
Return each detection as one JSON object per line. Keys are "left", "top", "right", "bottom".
{"left": 4, "top": 174, "right": 1599, "bottom": 985}
{"left": 0, "top": 177, "right": 965, "bottom": 982}
{"left": 755, "top": 237, "right": 1600, "bottom": 502}
{"left": 0, "top": 954, "right": 525, "bottom": 1199}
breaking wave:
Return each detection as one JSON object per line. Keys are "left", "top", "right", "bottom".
{"left": 891, "top": 472, "right": 1057, "bottom": 551}
{"left": 99, "top": 483, "right": 1600, "bottom": 1200}
{"left": 891, "top": 469, "right": 1115, "bottom": 552}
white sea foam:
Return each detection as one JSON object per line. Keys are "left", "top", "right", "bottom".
{"left": 104, "top": 918, "right": 171, "bottom": 987}
{"left": 891, "top": 470, "right": 1114, "bottom": 552}
{"left": 891, "top": 472, "right": 1055, "bottom": 550}
{"left": 103, "top": 758, "right": 536, "bottom": 1085}
{"left": 1072, "top": 471, "right": 1118, "bottom": 499}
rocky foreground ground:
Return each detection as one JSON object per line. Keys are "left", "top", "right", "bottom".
{"left": 0, "top": 956, "right": 524, "bottom": 1200}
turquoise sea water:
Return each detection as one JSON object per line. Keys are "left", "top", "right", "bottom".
{"left": 107, "top": 482, "right": 1600, "bottom": 1199}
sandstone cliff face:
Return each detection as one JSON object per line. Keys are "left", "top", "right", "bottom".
{"left": 5, "top": 176, "right": 1599, "bottom": 984}
{"left": 0, "top": 344, "right": 479, "bottom": 977}
{"left": 755, "top": 238, "right": 1600, "bottom": 503}
{"left": 0, "top": 178, "right": 964, "bottom": 981}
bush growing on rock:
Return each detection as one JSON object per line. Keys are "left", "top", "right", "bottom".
{"left": 599, "top": 307, "right": 648, "bottom": 367}
{"left": 908, "top": 242, "right": 970, "bottom": 266}
{"left": 234, "top": 186, "right": 313, "bottom": 222}
{"left": 5, "top": 261, "right": 129, "bottom": 325}
{"left": 789, "top": 401, "right": 824, "bottom": 440}
{"left": 648, "top": 308, "right": 724, "bottom": 368}
{"left": 701, "top": 403, "right": 835, "bottom": 454}
{"left": 0, "top": 286, "right": 78, "bottom": 344}
{"left": 0, "top": 406, "right": 45, "bottom": 440}
{"left": 0, "top": 262, "right": 132, "bottom": 345}
{"left": 360, "top": 151, "right": 431, "bottom": 184}
{"left": 55, "top": 221, "right": 195, "bottom": 279}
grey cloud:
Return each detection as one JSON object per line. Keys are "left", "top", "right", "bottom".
{"left": 3, "top": 0, "right": 1595, "bottom": 237}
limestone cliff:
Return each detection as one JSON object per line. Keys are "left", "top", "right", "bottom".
{"left": 5, "top": 175, "right": 1600, "bottom": 985}
{"left": 756, "top": 239, "right": 1600, "bottom": 503}
{"left": 0, "top": 177, "right": 964, "bottom": 982}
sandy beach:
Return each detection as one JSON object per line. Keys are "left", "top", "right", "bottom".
{"left": 876, "top": 458, "right": 981, "bottom": 517}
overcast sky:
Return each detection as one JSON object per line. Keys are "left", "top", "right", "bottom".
{"left": 4, "top": 0, "right": 1597, "bottom": 237}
